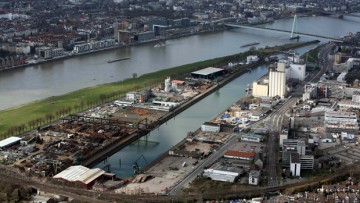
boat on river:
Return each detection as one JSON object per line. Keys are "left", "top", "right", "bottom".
{"left": 107, "top": 57, "right": 131, "bottom": 63}
{"left": 154, "top": 41, "right": 166, "bottom": 48}
{"left": 240, "top": 42, "right": 260, "bottom": 48}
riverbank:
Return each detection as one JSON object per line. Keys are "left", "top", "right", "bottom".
{"left": 0, "top": 27, "right": 227, "bottom": 73}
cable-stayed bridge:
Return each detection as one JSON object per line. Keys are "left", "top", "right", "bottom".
{"left": 224, "top": 23, "right": 343, "bottom": 42}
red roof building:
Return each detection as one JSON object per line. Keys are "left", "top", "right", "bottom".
{"left": 224, "top": 150, "right": 256, "bottom": 160}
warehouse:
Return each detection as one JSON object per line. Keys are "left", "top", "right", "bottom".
{"left": 191, "top": 67, "right": 226, "bottom": 79}
{"left": 240, "top": 134, "right": 264, "bottom": 142}
{"left": 224, "top": 150, "right": 256, "bottom": 161}
{"left": 203, "top": 162, "right": 243, "bottom": 182}
{"left": 0, "top": 136, "right": 22, "bottom": 150}
{"left": 201, "top": 122, "right": 221, "bottom": 133}
{"left": 53, "top": 165, "right": 105, "bottom": 189}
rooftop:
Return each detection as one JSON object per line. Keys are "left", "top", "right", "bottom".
{"left": 224, "top": 150, "right": 256, "bottom": 158}
{"left": 191, "top": 67, "right": 224, "bottom": 76}
{"left": 53, "top": 165, "right": 105, "bottom": 185}
{"left": 291, "top": 153, "right": 300, "bottom": 163}
{"left": 0, "top": 136, "right": 22, "bottom": 148}
{"left": 249, "top": 170, "right": 260, "bottom": 177}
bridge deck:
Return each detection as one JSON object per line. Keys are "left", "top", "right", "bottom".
{"left": 225, "top": 23, "right": 343, "bottom": 42}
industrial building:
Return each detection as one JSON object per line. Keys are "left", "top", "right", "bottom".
{"left": 224, "top": 150, "right": 256, "bottom": 161}
{"left": 0, "top": 136, "right": 22, "bottom": 150}
{"left": 201, "top": 122, "right": 221, "bottom": 133}
{"left": 53, "top": 165, "right": 106, "bottom": 189}
{"left": 203, "top": 162, "right": 243, "bottom": 182}
{"left": 268, "top": 63, "right": 286, "bottom": 98}
{"left": 252, "top": 76, "right": 269, "bottom": 98}
{"left": 240, "top": 134, "right": 263, "bottom": 142}
{"left": 246, "top": 55, "right": 259, "bottom": 64}
{"left": 324, "top": 111, "right": 359, "bottom": 132}
{"left": 191, "top": 67, "right": 226, "bottom": 80}
{"left": 303, "top": 83, "right": 318, "bottom": 101}
{"left": 126, "top": 91, "right": 150, "bottom": 103}
{"left": 249, "top": 170, "right": 260, "bottom": 185}
{"left": 289, "top": 63, "right": 306, "bottom": 81}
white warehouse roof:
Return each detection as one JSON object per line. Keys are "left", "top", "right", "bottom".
{"left": 53, "top": 165, "right": 105, "bottom": 185}
{"left": 191, "top": 67, "right": 224, "bottom": 76}
{"left": 0, "top": 136, "right": 22, "bottom": 148}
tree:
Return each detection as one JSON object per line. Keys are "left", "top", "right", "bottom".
{"left": 132, "top": 73, "right": 137, "bottom": 78}
{"left": 249, "top": 46, "right": 257, "bottom": 52}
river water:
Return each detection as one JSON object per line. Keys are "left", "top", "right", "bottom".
{"left": 2, "top": 15, "right": 360, "bottom": 176}
{"left": 1, "top": 16, "right": 359, "bottom": 110}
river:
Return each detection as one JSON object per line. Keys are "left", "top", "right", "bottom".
{"left": 2, "top": 15, "right": 360, "bottom": 176}
{"left": 1, "top": 15, "right": 360, "bottom": 110}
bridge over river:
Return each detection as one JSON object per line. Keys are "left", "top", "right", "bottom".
{"left": 225, "top": 23, "right": 344, "bottom": 42}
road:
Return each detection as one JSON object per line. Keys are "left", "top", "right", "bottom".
{"left": 169, "top": 43, "right": 337, "bottom": 192}
{"left": 263, "top": 43, "right": 335, "bottom": 187}
{"left": 168, "top": 133, "right": 240, "bottom": 195}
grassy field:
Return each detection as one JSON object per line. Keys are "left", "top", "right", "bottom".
{"left": 0, "top": 41, "right": 319, "bottom": 138}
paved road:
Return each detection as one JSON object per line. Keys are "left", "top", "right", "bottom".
{"left": 263, "top": 43, "right": 335, "bottom": 187}
{"left": 264, "top": 97, "right": 297, "bottom": 187}
{"left": 170, "top": 43, "right": 337, "bottom": 193}
{"left": 169, "top": 133, "right": 240, "bottom": 195}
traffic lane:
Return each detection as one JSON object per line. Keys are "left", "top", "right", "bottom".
{"left": 169, "top": 134, "right": 239, "bottom": 195}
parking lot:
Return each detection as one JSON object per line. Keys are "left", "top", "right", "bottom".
{"left": 228, "top": 140, "right": 265, "bottom": 153}
{"left": 326, "top": 143, "right": 360, "bottom": 165}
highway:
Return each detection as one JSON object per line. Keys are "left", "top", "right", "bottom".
{"left": 168, "top": 133, "right": 240, "bottom": 195}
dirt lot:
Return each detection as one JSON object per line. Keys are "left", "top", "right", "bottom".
{"left": 113, "top": 106, "right": 166, "bottom": 123}
{"left": 116, "top": 156, "right": 200, "bottom": 195}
